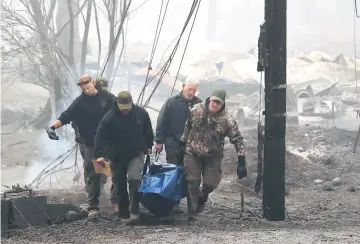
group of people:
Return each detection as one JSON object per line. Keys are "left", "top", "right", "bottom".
{"left": 45, "top": 74, "right": 248, "bottom": 225}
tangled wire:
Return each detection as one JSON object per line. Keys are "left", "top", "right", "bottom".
{"left": 28, "top": 144, "right": 81, "bottom": 189}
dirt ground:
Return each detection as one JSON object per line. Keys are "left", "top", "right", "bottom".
{"left": 2, "top": 125, "right": 360, "bottom": 243}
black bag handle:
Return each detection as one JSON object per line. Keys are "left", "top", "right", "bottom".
{"left": 142, "top": 151, "right": 162, "bottom": 176}
{"left": 142, "top": 154, "right": 151, "bottom": 176}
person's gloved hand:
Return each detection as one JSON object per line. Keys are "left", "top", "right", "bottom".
{"left": 237, "top": 155, "right": 248, "bottom": 179}
{"left": 45, "top": 126, "right": 59, "bottom": 140}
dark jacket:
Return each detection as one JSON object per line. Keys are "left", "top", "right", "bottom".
{"left": 155, "top": 92, "right": 202, "bottom": 148}
{"left": 93, "top": 102, "right": 154, "bottom": 163}
{"left": 58, "top": 86, "right": 116, "bottom": 146}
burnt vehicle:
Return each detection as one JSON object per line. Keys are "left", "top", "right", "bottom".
{"left": 295, "top": 82, "right": 346, "bottom": 118}
{"left": 230, "top": 86, "right": 299, "bottom": 126}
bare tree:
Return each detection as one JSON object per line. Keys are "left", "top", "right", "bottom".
{"left": 0, "top": 0, "right": 129, "bottom": 129}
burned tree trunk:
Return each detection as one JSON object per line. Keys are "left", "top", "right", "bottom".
{"left": 80, "top": 0, "right": 93, "bottom": 74}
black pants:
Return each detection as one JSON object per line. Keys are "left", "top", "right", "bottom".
{"left": 165, "top": 145, "right": 179, "bottom": 165}
{"left": 110, "top": 154, "right": 144, "bottom": 216}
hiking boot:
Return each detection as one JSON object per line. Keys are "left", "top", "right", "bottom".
{"left": 88, "top": 209, "right": 100, "bottom": 218}
{"left": 125, "top": 213, "right": 140, "bottom": 225}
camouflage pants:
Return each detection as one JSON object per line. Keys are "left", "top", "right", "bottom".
{"left": 79, "top": 143, "right": 115, "bottom": 203}
{"left": 183, "top": 153, "right": 223, "bottom": 215}
{"left": 110, "top": 153, "right": 144, "bottom": 216}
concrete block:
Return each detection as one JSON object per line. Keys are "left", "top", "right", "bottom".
{"left": 1, "top": 199, "right": 10, "bottom": 232}
{"left": 11, "top": 211, "right": 47, "bottom": 227}
{"left": 10, "top": 195, "right": 47, "bottom": 214}
{"left": 1, "top": 199, "right": 10, "bottom": 215}
{"left": 9, "top": 196, "right": 48, "bottom": 227}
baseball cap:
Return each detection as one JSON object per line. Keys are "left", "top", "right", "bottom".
{"left": 95, "top": 76, "right": 108, "bottom": 88}
{"left": 116, "top": 91, "right": 133, "bottom": 110}
{"left": 210, "top": 89, "right": 226, "bottom": 103}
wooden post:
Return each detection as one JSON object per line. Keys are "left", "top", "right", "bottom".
{"left": 262, "top": 0, "right": 287, "bottom": 221}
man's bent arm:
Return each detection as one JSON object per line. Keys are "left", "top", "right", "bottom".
{"left": 226, "top": 117, "right": 245, "bottom": 157}
{"left": 144, "top": 111, "right": 155, "bottom": 149}
{"left": 51, "top": 99, "right": 79, "bottom": 129}
{"left": 94, "top": 116, "right": 111, "bottom": 159}
{"left": 154, "top": 98, "right": 171, "bottom": 143}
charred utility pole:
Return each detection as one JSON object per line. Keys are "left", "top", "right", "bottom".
{"left": 262, "top": 0, "right": 287, "bottom": 221}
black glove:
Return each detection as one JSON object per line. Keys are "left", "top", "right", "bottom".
{"left": 45, "top": 126, "right": 59, "bottom": 140}
{"left": 177, "top": 141, "right": 186, "bottom": 166}
{"left": 237, "top": 156, "right": 247, "bottom": 179}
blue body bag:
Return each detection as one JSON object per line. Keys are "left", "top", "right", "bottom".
{"left": 138, "top": 155, "right": 187, "bottom": 217}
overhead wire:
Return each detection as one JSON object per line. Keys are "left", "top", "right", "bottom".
{"left": 141, "top": 0, "right": 201, "bottom": 107}
{"left": 138, "top": 0, "right": 169, "bottom": 105}
{"left": 170, "top": 0, "right": 202, "bottom": 96}
{"left": 99, "top": 0, "right": 133, "bottom": 77}
{"left": 137, "top": 0, "right": 199, "bottom": 99}
{"left": 147, "top": 0, "right": 199, "bottom": 85}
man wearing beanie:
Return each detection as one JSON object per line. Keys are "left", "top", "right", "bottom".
{"left": 94, "top": 90, "right": 154, "bottom": 225}
{"left": 180, "top": 88, "right": 247, "bottom": 221}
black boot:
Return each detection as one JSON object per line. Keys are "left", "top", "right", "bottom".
{"left": 126, "top": 180, "right": 141, "bottom": 225}
{"left": 187, "top": 180, "right": 201, "bottom": 222}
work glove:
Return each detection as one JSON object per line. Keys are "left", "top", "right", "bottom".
{"left": 237, "top": 156, "right": 248, "bottom": 179}
{"left": 45, "top": 127, "right": 59, "bottom": 140}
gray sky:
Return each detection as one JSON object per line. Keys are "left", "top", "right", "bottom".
{"left": 83, "top": 0, "right": 359, "bottom": 57}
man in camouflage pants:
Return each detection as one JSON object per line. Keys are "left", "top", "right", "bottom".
{"left": 180, "top": 88, "right": 248, "bottom": 221}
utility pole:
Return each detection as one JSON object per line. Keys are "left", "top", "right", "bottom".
{"left": 262, "top": 0, "right": 287, "bottom": 221}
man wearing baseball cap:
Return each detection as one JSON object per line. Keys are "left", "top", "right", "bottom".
{"left": 179, "top": 88, "right": 248, "bottom": 221}
{"left": 46, "top": 74, "right": 116, "bottom": 218}
{"left": 95, "top": 76, "right": 109, "bottom": 91}
{"left": 94, "top": 90, "right": 154, "bottom": 225}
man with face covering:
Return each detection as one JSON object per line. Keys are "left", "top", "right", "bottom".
{"left": 154, "top": 78, "right": 202, "bottom": 164}
{"left": 45, "top": 74, "right": 116, "bottom": 217}
{"left": 94, "top": 91, "right": 154, "bottom": 225}
{"left": 180, "top": 88, "right": 248, "bottom": 221}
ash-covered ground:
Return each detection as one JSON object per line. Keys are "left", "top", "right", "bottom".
{"left": 2, "top": 125, "right": 360, "bottom": 244}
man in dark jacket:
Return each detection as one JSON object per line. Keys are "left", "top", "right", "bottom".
{"left": 45, "top": 74, "right": 116, "bottom": 217}
{"left": 94, "top": 91, "right": 154, "bottom": 225}
{"left": 154, "top": 79, "right": 202, "bottom": 164}
{"left": 71, "top": 76, "right": 110, "bottom": 193}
